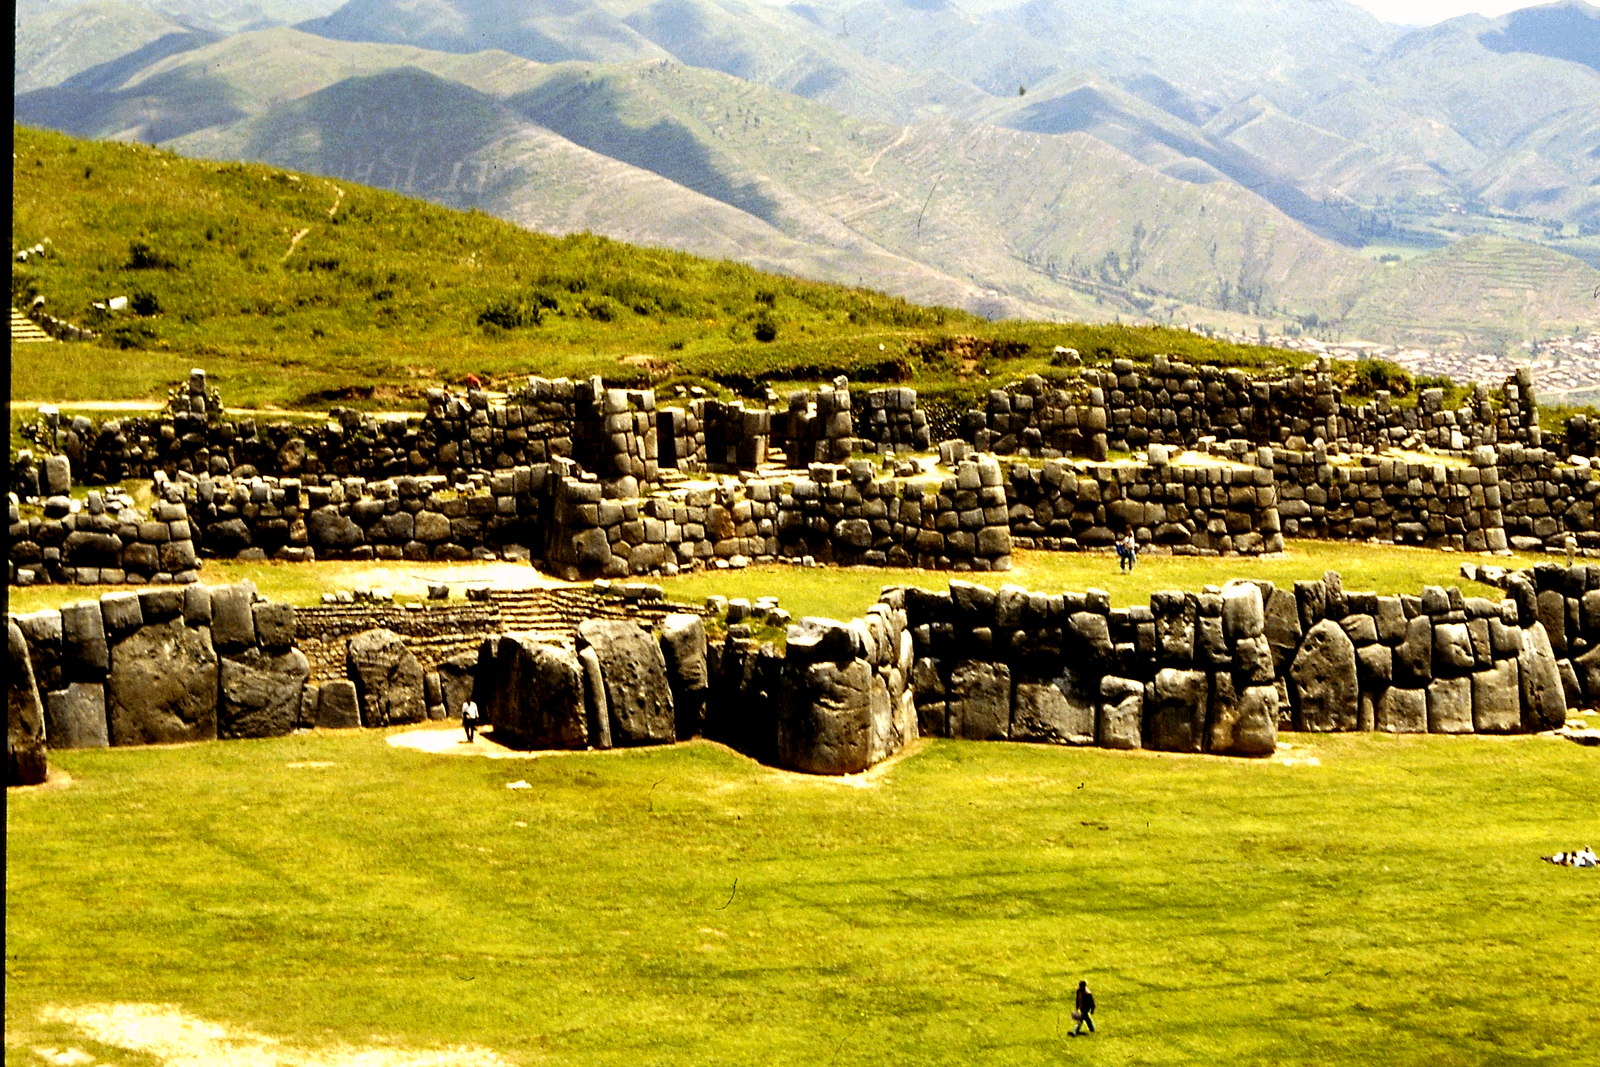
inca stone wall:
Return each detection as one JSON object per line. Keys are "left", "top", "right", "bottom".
{"left": 1005, "top": 450, "right": 1283, "bottom": 555}
{"left": 7, "top": 566, "right": 1586, "bottom": 784}
{"left": 14, "top": 360, "right": 1600, "bottom": 589}
{"left": 900, "top": 569, "right": 1569, "bottom": 756}
{"left": 10, "top": 480, "right": 200, "bottom": 586}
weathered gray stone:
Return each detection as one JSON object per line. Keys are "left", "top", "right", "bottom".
{"left": 99, "top": 591, "right": 143, "bottom": 639}
{"left": 1535, "top": 590, "right": 1567, "bottom": 654}
{"left": 1518, "top": 622, "right": 1567, "bottom": 731}
{"left": 483, "top": 635, "right": 588, "bottom": 750}
{"left": 345, "top": 629, "right": 425, "bottom": 728}
{"left": 209, "top": 584, "right": 257, "bottom": 651}
{"left": 1426, "top": 675, "right": 1474, "bottom": 734}
{"left": 45, "top": 682, "right": 109, "bottom": 748}
{"left": 436, "top": 652, "right": 477, "bottom": 720}
{"left": 947, "top": 660, "right": 1011, "bottom": 740}
{"left": 316, "top": 679, "right": 361, "bottom": 729}
{"left": 15, "top": 610, "right": 63, "bottom": 694}
{"left": 107, "top": 620, "right": 218, "bottom": 745}
{"left": 60, "top": 601, "right": 109, "bottom": 678}
{"left": 1289, "top": 619, "right": 1359, "bottom": 731}
{"left": 778, "top": 657, "right": 872, "bottom": 774}
{"left": 1221, "top": 582, "right": 1264, "bottom": 640}
{"left": 1098, "top": 676, "right": 1143, "bottom": 749}
{"left": 182, "top": 584, "right": 213, "bottom": 625}
{"left": 1471, "top": 659, "right": 1521, "bottom": 734}
{"left": 1011, "top": 674, "right": 1095, "bottom": 745}
{"left": 219, "top": 647, "right": 309, "bottom": 739}
{"left": 1376, "top": 687, "right": 1427, "bottom": 733}
{"left": 1209, "top": 675, "right": 1278, "bottom": 757}
{"left": 8, "top": 621, "right": 48, "bottom": 785}
{"left": 1149, "top": 668, "right": 1208, "bottom": 752}
{"left": 1393, "top": 616, "right": 1434, "bottom": 685}
{"left": 1262, "top": 586, "right": 1302, "bottom": 671}
{"left": 1234, "top": 635, "right": 1275, "bottom": 684}
{"left": 659, "top": 613, "right": 709, "bottom": 740}
{"left": 1431, "top": 622, "right": 1474, "bottom": 674}
{"left": 578, "top": 619, "right": 674, "bottom": 746}
{"left": 578, "top": 645, "right": 611, "bottom": 749}
{"left": 251, "top": 602, "right": 296, "bottom": 649}
{"left": 1357, "top": 643, "right": 1393, "bottom": 686}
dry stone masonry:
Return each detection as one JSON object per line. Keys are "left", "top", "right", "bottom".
{"left": 13, "top": 357, "right": 1600, "bottom": 589}
{"left": 11, "top": 565, "right": 1584, "bottom": 785}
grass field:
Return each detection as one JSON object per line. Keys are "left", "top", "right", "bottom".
{"left": 1, "top": 541, "right": 1551, "bottom": 619}
{"left": 6, "top": 728, "right": 1598, "bottom": 1066}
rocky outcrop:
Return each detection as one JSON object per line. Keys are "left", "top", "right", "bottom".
{"left": 345, "top": 629, "right": 425, "bottom": 728}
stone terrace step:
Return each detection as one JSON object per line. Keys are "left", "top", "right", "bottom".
{"left": 11, "top": 308, "right": 53, "bottom": 343}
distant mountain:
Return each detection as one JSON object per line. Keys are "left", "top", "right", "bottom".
{"left": 1477, "top": 1, "right": 1600, "bottom": 73}
{"left": 13, "top": 0, "right": 1600, "bottom": 343}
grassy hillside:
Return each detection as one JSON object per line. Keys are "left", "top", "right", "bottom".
{"left": 7, "top": 729, "right": 1597, "bottom": 1065}
{"left": 10, "top": 125, "right": 1298, "bottom": 408}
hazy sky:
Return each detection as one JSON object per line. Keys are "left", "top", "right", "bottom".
{"left": 1345, "top": 0, "right": 1534, "bottom": 23}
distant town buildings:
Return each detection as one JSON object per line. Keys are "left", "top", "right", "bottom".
{"left": 1190, "top": 328, "right": 1600, "bottom": 402}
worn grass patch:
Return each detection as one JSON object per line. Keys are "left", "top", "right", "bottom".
{"left": 6, "top": 730, "right": 1597, "bottom": 1066}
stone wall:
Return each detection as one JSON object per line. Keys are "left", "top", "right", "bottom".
{"left": 9, "top": 487, "right": 200, "bottom": 586}
{"left": 777, "top": 379, "right": 857, "bottom": 465}
{"left": 10, "top": 583, "right": 309, "bottom": 750}
{"left": 899, "top": 569, "right": 1569, "bottom": 756}
{"left": 1005, "top": 451, "right": 1282, "bottom": 555}
{"left": 961, "top": 361, "right": 1540, "bottom": 460}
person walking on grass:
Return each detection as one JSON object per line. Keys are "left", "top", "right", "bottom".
{"left": 462, "top": 698, "right": 481, "bottom": 743}
{"left": 1071, "top": 979, "right": 1097, "bottom": 1036}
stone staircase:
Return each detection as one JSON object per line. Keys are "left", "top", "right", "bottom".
{"left": 11, "top": 308, "right": 53, "bottom": 343}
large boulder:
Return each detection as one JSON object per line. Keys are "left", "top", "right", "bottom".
{"left": 481, "top": 635, "right": 588, "bottom": 750}
{"left": 777, "top": 657, "right": 872, "bottom": 774}
{"left": 106, "top": 620, "right": 219, "bottom": 745}
{"left": 1518, "top": 622, "right": 1567, "bottom": 731}
{"left": 45, "top": 683, "right": 110, "bottom": 748}
{"left": 577, "top": 619, "right": 674, "bottom": 746}
{"left": 345, "top": 629, "right": 425, "bottom": 728}
{"left": 659, "top": 613, "right": 709, "bottom": 740}
{"left": 1149, "top": 668, "right": 1208, "bottom": 752}
{"left": 1289, "top": 619, "right": 1359, "bottom": 731}
{"left": 1376, "top": 687, "right": 1427, "bottom": 733}
{"left": 947, "top": 660, "right": 1012, "bottom": 740}
{"left": 60, "top": 601, "right": 109, "bottom": 679}
{"left": 1209, "top": 675, "right": 1278, "bottom": 757}
{"left": 219, "top": 647, "right": 310, "bottom": 739}
{"left": 1426, "top": 676, "right": 1474, "bottom": 734}
{"left": 436, "top": 651, "right": 478, "bottom": 720}
{"left": 316, "top": 679, "right": 362, "bottom": 729}
{"left": 1011, "top": 673, "right": 1095, "bottom": 745}
{"left": 1471, "top": 659, "right": 1521, "bottom": 734}
{"left": 8, "top": 621, "right": 48, "bottom": 785}
{"left": 1098, "top": 676, "right": 1143, "bottom": 749}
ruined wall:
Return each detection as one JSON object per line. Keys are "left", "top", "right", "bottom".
{"left": 9, "top": 488, "right": 200, "bottom": 586}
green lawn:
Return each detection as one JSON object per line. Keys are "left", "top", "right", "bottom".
{"left": 6, "top": 730, "right": 1597, "bottom": 1066}
{"left": 4, "top": 541, "right": 1550, "bottom": 619}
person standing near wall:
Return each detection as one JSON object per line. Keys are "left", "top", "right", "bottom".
{"left": 462, "top": 698, "right": 481, "bottom": 743}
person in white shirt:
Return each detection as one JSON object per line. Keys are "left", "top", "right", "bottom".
{"left": 462, "top": 698, "right": 480, "bottom": 743}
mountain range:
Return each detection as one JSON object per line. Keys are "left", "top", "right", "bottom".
{"left": 14, "top": 0, "right": 1600, "bottom": 347}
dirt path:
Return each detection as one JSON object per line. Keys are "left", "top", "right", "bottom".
{"left": 33, "top": 1003, "right": 510, "bottom": 1067}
